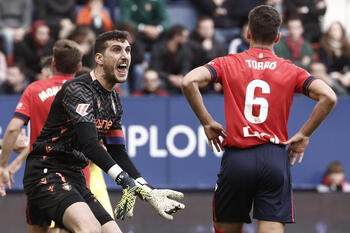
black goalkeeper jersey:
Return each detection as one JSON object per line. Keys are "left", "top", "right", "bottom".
{"left": 25, "top": 73, "right": 124, "bottom": 177}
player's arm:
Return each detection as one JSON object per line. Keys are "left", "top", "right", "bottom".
{"left": 8, "top": 145, "right": 30, "bottom": 176}
{"left": 105, "top": 144, "right": 140, "bottom": 179}
{"left": 0, "top": 118, "right": 26, "bottom": 167}
{"left": 181, "top": 67, "right": 226, "bottom": 152}
{"left": 0, "top": 118, "right": 26, "bottom": 196}
{"left": 283, "top": 79, "right": 337, "bottom": 165}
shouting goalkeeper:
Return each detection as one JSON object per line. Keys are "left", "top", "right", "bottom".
{"left": 15, "top": 30, "right": 184, "bottom": 232}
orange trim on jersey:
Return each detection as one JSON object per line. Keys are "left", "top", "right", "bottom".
{"left": 106, "top": 129, "right": 124, "bottom": 138}
{"left": 61, "top": 127, "right": 67, "bottom": 134}
{"left": 56, "top": 172, "right": 66, "bottom": 182}
{"left": 46, "top": 146, "right": 52, "bottom": 153}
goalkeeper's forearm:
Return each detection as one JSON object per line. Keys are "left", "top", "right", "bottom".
{"left": 75, "top": 122, "right": 127, "bottom": 180}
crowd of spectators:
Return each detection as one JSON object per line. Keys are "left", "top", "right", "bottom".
{"left": 0, "top": 0, "right": 350, "bottom": 96}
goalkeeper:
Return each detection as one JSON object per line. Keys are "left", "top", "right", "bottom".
{"left": 15, "top": 30, "right": 184, "bottom": 233}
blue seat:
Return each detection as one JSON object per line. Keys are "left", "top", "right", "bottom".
{"left": 166, "top": 2, "right": 198, "bottom": 31}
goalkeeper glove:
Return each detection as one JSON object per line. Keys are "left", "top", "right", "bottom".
{"left": 114, "top": 171, "right": 150, "bottom": 220}
{"left": 136, "top": 178, "right": 185, "bottom": 221}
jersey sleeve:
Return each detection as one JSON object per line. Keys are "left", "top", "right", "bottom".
{"left": 62, "top": 81, "right": 95, "bottom": 125}
{"left": 13, "top": 84, "right": 33, "bottom": 124}
{"left": 294, "top": 66, "right": 316, "bottom": 96}
{"left": 203, "top": 57, "right": 223, "bottom": 83}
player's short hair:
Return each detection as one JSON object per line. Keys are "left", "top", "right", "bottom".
{"left": 94, "top": 30, "right": 130, "bottom": 54}
{"left": 248, "top": 5, "right": 282, "bottom": 44}
{"left": 53, "top": 39, "right": 82, "bottom": 74}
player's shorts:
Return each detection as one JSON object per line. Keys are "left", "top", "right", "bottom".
{"left": 25, "top": 170, "right": 113, "bottom": 228}
{"left": 213, "top": 143, "right": 295, "bottom": 224}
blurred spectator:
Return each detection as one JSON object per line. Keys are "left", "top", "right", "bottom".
{"left": 76, "top": 0, "right": 114, "bottom": 35}
{"left": 265, "top": 0, "right": 284, "bottom": 14}
{"left": 309, "top": 62, "right": 348, "bottom": 95}
{"left": 0, "top": 0, "right": 32, "bottom": 56}
{"left": 285, "top": 0, "right": 326, "bottom": 43}
{"left": 104, "top": 0, "right": 118, "bottom": 24}
{"left": 131, "top": 69, "right": 169, "bottom": 97}
{"left": 0, "top": 49, "right": 7, "bottom": 84}
{"left": 0, "top": 63, "right": 28, "bottom": 94}
{"left": 68, "top": 25, "right": 96, "bottom": 68}
{"left": 189, "top": 16, "right": 226, "bottom": 69}
{"left": 228, "top": 21, "right": 249, "bottom": 54}
{"left": 120, "top": 0, "right": 170, "bottom": 51}
{"left": 116, "top": 22, "right": 147, "bottom": 94}
{"left": 190, "top": 0, "right": 264, "bottom": 47}
{"left": 150, "top": 25, "right": 192, "bottom": 94}
{"left": 317, "top": 161, "right": 350, "bottom": 193}
{"left": 319, "top": 22, "right": 350, "bottom": 91}
{"left": 34, "top": 0, "right": 76, "bottom": 40}
{"left": 13, "top": 20, "right": 54, "bottom": 83}
{"left": 274, "top": 16, "right": 313, "bottom": 71}
{"left": 37, "top": 55, "right": 53, "bottom": 80}
{"left": 322, "top": 0, "right": 350, "bottom": 39}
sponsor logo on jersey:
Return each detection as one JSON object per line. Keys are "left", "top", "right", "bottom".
{"left": 76, "top": 104, "right": 90, "bottom": 116}
{"left": 95, "top": 118, "right": 113, "bottom": 130}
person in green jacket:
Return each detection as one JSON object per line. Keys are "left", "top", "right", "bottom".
{"left": 120, "top": 0, "right": 170, "bottom": 50}
{"left": 274, "top": 16, "right": 314, "bottom": 71}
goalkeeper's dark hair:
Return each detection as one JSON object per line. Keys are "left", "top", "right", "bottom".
{"left": 94, "top": 30, "right": 130, "bottom": 54}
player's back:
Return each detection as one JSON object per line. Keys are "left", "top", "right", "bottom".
{"left": 207, "top": 47, "right": 313, "bottom": 148}
{"left": 14, "top": 75, "right": 73, "bottom": 148}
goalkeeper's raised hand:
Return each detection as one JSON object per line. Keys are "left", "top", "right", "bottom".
{"left": 114, "top": 171, "right": 150, "bottom": 220}
{"left": 136, "top": 178, "right": 185, "bottom": 221}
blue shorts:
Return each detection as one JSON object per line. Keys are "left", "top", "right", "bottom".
{"left": 213, "top": 143, "right": 295, "bottom": 223}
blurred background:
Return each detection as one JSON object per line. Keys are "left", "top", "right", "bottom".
{"left": 1, "top": 0, "right": 350, "bottom": 232}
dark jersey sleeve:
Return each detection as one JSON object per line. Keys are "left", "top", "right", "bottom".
{"left": 75, "top": 122, "right": 117, "bottom": 173}
{"left": 106, "top": 144, "right": 141, "bottom": 179}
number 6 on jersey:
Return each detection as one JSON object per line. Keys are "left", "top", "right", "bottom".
{"left": 244, "top": 80, "right": 270, "bottom": 124}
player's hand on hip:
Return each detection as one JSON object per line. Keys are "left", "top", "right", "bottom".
{"left": 282, "top": 132, "right": 310, "bottom": 166}
{"left": 114, "top": 171, "right": 150, "bottom": 220}
{"left": 139, "top": 183, "right": 185, "bottom": 220}
{"left": 0, "top": 166, "right": 12, "bottom": 197}
{"left": 203, "top": 121, "right": 226, "bottom": 152}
